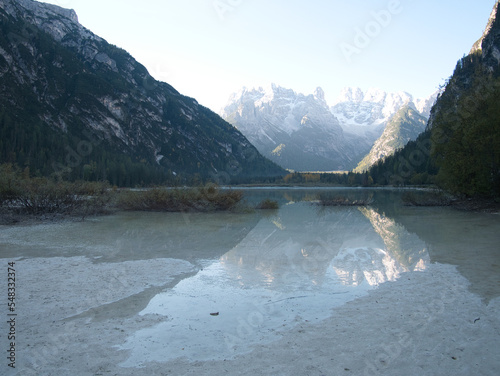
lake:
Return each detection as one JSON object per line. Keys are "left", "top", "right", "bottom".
{"left": 1, "top": 188, "right": 499, "bottom": 375}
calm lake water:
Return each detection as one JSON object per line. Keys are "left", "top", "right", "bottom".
{"left": 1, "top": 188, "right": 499, "bottom": 366}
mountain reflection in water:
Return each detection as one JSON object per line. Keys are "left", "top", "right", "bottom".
{"left": 220, "top": 203, "right": 429, "bottom": 290}
{"left": 2, "top": 188, "right": 498, "bottom": 366}
{"left": 115, "top": 189, "right": 500, "bottom": 364}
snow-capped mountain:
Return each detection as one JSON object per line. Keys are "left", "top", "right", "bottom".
{"left": 331, "top": 87, "right": 439, "bottom": 135}
{"left": 221, "top": 84, "right": 367, "bottom": 171}
{"left": 221, "top": 84, "right": 438, "bottom": 172}
{"left": 331, "top": 88, "right": 438, "bottom": 172}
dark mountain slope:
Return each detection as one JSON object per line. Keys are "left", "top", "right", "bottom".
{"left": 369, "top": 1, "right": 500, "bottom": 198}
{"left": 0, "top": 0, "right": 284, "bottom": 185}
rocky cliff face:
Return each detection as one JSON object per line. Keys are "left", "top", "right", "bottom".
{"left": 470, "top": 0, "right": 500, "bottom": 63}
{"left": 221, "top": 84, "right": 364, "bottom": 171}
{"left": 329, "top": 88, "right": 436, "bottom": 173}
{"left": 354, "top": 105, "right": 427, "bottom": 172}
{"left": 222, "top": 84, "right": 437, "bottom": 172}
{"left": 331, "top": 87, "right": 437, "bottom": 134}
{"left": 0, "top": 0, "right": 284, "bottom": 183}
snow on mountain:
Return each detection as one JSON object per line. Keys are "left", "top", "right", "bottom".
{"left": 331, "top": 87, "right": 438, "bottom": 134}
{"left": 414, "top": 91, "right": 441, "bottom": 119}
{"left": 221, "top": 84, "right": 439, "bottom": 172}
{"left": 332, "top": 88, "right": 439, "bottom": 173}
{"left": 221, "top": 84, "right": 366, "bottom": 171}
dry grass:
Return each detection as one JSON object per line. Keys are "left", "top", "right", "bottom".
{"left": 116, "top": 186, "right": 244, "bottom": 212}
{"left": 0, "top": 164, "right": 112, "bottom": 218}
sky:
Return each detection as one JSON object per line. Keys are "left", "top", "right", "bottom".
{"left": 41, "top": 0, "right": 497, "bottom": 112}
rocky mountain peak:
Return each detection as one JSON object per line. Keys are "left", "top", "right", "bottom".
{"left": 428, "top": 0, "right": 500, "bottom": 131}
{"left": 1, "top": 0, "right": 80, "bottom": 39}
{"left": 221, "top": 85, "right": 364, "bottom": 171}
{"left": 363, "top": 88, "right": 387, "bottom": 103}
{"left": 313, "top": 87, "right": 326, "bottom": 106}
{"left": 473, "top": 0, "right": 500, "bottom": 70}
{"left": 331, "top": 87, "right": 437, "bottom": 133}
{"left": 354, "top": 105, "right": 427, "bottom": 172}
{"left": 334, "top": 87, "right": 364, "bottom": 104}
{"left": 1, "top": 0, "right": 77, "bottom": 20}
{"left": 470, "top": 0, "right": 500, "bottom": 55}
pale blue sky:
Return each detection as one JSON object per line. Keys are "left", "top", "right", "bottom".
{"left": 42, "top": 0, "right": 496, "bottom": 111}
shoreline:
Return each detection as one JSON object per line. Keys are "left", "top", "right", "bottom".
{"left": 2, "top": 193, "right": 499, "bottom": 375}
{"left": 6, "top": 259, "right": 499, "bottom": 375}
{"left": 1, "top": 186, "right": 498, "bottom": 227}
{"left": 450, "top": 197, "right": 500, "bottom": 213}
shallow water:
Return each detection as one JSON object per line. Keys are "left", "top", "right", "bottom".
{"left": 1, "top": 188, "right": 499, "bottom": 366}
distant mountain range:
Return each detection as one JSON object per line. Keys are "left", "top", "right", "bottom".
{"left": 5, "top": 0, "right": 486, "bottom": 188}
{"left": 0, "top": 0, "right": 284, "bottom": 185}
{"left": 331, "top": 87, "right": 437, "bottom": 134}
{"left": 221, "top": 84, "right": 438, "bottom": 172}
{"left": 221, "top": 85, "right": 360, "bottom": 171}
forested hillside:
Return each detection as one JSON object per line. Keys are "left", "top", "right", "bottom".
{"left": 0, "top": 0, "right": 284, "bottom": 186}
{"left": 368, "top": 3, "right": 500, "bottom": 198}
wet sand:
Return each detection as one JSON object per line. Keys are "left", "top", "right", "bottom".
{"left": 2, "top": 191, "right": 499, "bottom": 375}
{"left": 6, "top": 257, "right": 499, "bottom": 376}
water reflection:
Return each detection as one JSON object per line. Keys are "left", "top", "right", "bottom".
{"left": 220, "top": 204, "right": 429, "bottom": 290}
{"left": 383, "top": 206, "right": 500, "bottom": 302}
{"left": 0, "top": 211, "right": 261, "bottom": 264}
{"left": 119, "top": 193, "right": 433, "bottom": 365}
{"left": 3, "top": 188, "right": 497, "bottom": 365}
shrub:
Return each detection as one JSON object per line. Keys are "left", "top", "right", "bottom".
{"left": 116, "top": 186, "right": 243, "bottom": 212}
{"left": 0, "top": 164, "right": 21, "bottom": 205}
{"left": 256, "top": 199, "right": 279, "bottom": 210}
{"left": 0, "top": 163, "right": 111, "bottom": 217}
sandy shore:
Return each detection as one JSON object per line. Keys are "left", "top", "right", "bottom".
{"left": 3, "top": 256, "right": 499, "bottom": 376}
